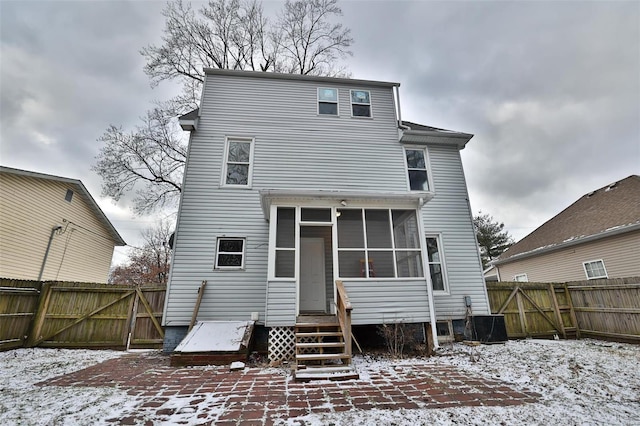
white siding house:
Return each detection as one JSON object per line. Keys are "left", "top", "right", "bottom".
{"left": 162, "top": 69, "right": 489, "bottom": 354}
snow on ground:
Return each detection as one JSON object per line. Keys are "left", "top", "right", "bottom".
{"left": 1, "top": 340, "right": 639, "bottom": 425}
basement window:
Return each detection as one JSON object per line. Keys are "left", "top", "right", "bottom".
{"left": 583, "top": 259, "right": 607, "bottom": 280}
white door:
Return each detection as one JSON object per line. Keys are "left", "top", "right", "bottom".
{"left": 300, "top": 238, "right": 326, "bottom": 312}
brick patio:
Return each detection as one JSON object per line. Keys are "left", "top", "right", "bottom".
{"left": 39, "top": 352, "right": 540, "bottom": 425}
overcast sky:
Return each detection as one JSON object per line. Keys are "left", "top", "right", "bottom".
{"left": 1, "top": 0, "right": 638, "bottom": 266}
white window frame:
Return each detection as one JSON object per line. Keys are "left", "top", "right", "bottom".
{"left": 317, "top": 87, "right": 339, "bottom": 116}
{"left": 403, "top": 146, "right": 433, "bottom": 192}
{"left": 214, "top": 237, "right": 246, "bottom": 270}
{"left": 425, "top": 234, "right": 449, "bottom": 293}
{"left": 221, "top": 137, "right": 255, "bottom": 188}
{"left": 350, "top": 89, "right": 372, "bottom": 118}
{"left": 514, "top": 273, "right": 529, "bottom": 282}
{"left": 583, "top": 259, "right": 608, "bottom": 280}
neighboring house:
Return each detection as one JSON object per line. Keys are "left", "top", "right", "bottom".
{"left": 162, "top": 69, "right": 490, "bottom": 362}
{"left": 0, "top": 166, "right": 126, "bottom": 283}
{"left": 492, "top": 175, "right": 640, "bottom": 283}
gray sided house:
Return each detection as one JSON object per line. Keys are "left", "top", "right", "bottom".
{"left": 162, "top": 69, "right": 490, "bottom": 362}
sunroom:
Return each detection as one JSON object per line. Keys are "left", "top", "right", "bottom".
{"left": 260, "top": 189, "right": 438, "bottom": 330}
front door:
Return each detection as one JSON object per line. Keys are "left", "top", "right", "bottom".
{"left": 300, "top": 237, "right": 326, "bottom": 312}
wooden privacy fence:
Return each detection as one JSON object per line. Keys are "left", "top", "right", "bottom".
{"left": 486, "top": 277, "right": 640, "bottom": 343}
{"left": 0, "top": 279, "right": 165, "bottom": 351}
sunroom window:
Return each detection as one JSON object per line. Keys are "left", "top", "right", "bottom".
{"left": 275, "top": 207, "right": 295, "bottom": 278}
{"left": 337, "top": 209, "right": 423, "bottom": 278}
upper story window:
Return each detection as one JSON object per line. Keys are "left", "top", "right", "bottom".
{"left": 404, "top": 148, "right": 430, "bottom": 191}
{"left": 514, "top": 273, "right": 529, "bottom": 282}
{"left": 583, "top": 259, "right": 607, "bottom": 279}
{"left": 318, "top": 88, "right": 338, "bottom": 115}
{"left": 426, "top": 235, "right": 447, "bottom": 292}
{"left": 215, "top": 237, "right": 245, "bottom": 269}
{"left": 65, "top": 189, "right": 74, "bottom": 202}
{"left": 350, "top": 90, "right": 371, "bottom": 117}
{"left": 222, "top": 137, "right": 254, "bottom": 187}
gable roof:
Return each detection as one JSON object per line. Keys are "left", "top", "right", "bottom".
{"left": 0, "top": 166, "right": 126, "bottom": 246}
{"left": 495, "top": 175, "right": 640, "bottom": 264}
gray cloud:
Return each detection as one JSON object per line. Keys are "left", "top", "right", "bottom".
{"left": 1, "top": 0, "right": 638, "bottom": 257}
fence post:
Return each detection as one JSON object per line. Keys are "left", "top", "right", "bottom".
{"left": 25, "top": 282, "right": 53, "bottom": 347}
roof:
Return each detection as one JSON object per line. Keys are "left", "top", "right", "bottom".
{"left": 400, "top": 121, "right": 474, "bottom": 149}
{"left": 0, "top": 166, "right": 126, "bottom": 246}
{"left": 495, "top": 175, "right": 640, "bottom": 264}
{"left": 204, "top": 68, "right": 400, "bottom": 87}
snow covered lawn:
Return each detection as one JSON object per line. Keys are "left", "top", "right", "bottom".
{"left": 0, "top": 339, "right": 638, "bottom": 425}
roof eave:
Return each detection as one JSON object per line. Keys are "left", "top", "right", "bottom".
{"left": 204, "top": 68, "right": 400, "bottom": 88}
{"left": 494, "top": 222, "right": 640, "bottom": 265}
{"left": 399, "top": 129, "right": 474, "bottom": 149}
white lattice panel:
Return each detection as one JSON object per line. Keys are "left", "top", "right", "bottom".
{"left": 268, "top": 327, "right": 295, "bottom": 362}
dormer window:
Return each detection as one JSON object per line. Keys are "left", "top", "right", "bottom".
{"left": 318, "top": 88, "right": 338, "bottom": 115}
{"left": 350, "top": 90, "right": 371, "bottom": 117}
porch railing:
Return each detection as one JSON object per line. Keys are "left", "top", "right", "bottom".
{"left": 335, "top": 280, "right": 353, "bottom": 362}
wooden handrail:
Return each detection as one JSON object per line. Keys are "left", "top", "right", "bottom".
{"left": 335, "top": 280, "right": 352, "bottom": 362}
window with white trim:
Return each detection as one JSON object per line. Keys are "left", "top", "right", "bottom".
{"left": 350, "top": 89, "right": 371, "bottom": 117}
{"left": 337, "top": 209, "right": 423, "bottom": 278}
{"left": 583, "top": 259, "right": 607, "bottom": 279}
{"left": 425, "top": 235, "right": 447, "bottom": 291}
{"left": 404, "top": 148, "right": 430, "bottom": 191}
{"left": 222, "top": 138, "right": 254, "bottom": 187}
{"left": 215, "top": 238, "right": 245, "bottom": 269}
{"left": 318, "top": 88, "right": 338, "bottom": 115}
{"left": 514, "top": 273, "right": 528, "bottom": 282}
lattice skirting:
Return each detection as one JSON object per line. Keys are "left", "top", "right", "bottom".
{"left": 268, "top": 327, "right": 295, "bottom": 363}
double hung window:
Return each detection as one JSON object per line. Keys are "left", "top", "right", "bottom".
{"left": 425, "top": 235, "right": 447, "bottom": 291}
{"left": 405, "top": 148, "right": 430, "bottom": 191}
{"left": 350, "top": 90, "right": 371, "bottom": 117}
{"left": 318, "top": 88, "right": 338, "bottom": 115}
{"left": 215, "top": 238, "right": 245, "bottom": 269}
{"left": 223, "top": 138, "right": 254, "bottom": 187}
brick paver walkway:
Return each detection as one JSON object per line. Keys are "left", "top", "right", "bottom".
{"left": 39, "top": 352, "right": 540, "bottom": 425}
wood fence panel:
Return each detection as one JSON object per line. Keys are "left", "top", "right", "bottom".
{"left": 568, "top": 282, "right": 640, "bottom": 342}
{"left": 34, "top": 282, "right": 135, "bottom": 349}
{"left": 487, "top": 279, "right": 640, "bottom": 342}
{"left": 129, "top": 286, "right": 166, "bottom": 348}
{"left": 0, "top": 279, "right": 42, "bottom": 350}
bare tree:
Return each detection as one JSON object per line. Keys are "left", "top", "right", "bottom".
{"left": 110, "top": 220, "right": 174, "bottom": 286}
{"left": 96, "top": 0, "right": 353, "bottom": 213}
{"left": 93, "top": 104, "right": 186, "bottom": 213}
{"left": 274, "top": 0, "right": 353, "bottom": 76}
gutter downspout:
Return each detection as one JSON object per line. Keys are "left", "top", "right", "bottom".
{"left": 395, "top": 86, "right": 410, "bottom": 131}
{"left": 38, "top": 225, "right": 62, "bottom": 281}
